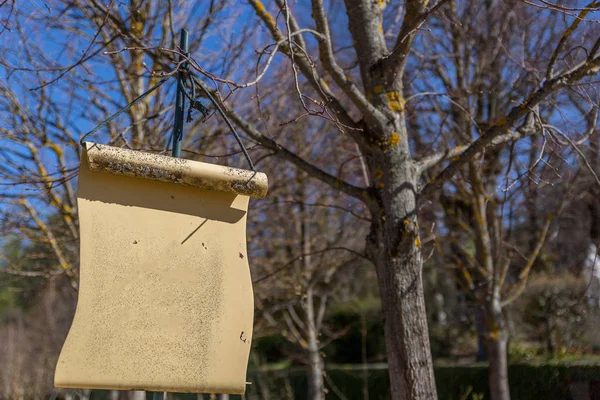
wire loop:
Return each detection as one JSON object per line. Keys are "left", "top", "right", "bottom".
{"left": 78, "top": 64, "right": 256, "bottom": 172}
{"left": 79, "top": 77, "right": 169, "bottom": 146}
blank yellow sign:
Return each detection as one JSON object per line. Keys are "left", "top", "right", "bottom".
{"left": 55, "top": 143, "right": 267, "bottom": 394}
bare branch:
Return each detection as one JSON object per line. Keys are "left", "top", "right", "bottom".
{"left": 385, "top": 0, "right": 449, "bottom": 78}
{"left": 546, "top": 0, "right": 600, "bottom": 80}
{"left": 310, "top": 0, "right": 377, "bottom": 117}
{"left": 247, "top": 0, "right": 362, "bottom": 134}
{"left": 195, "top": 78, "right": 369, "bottom": 201}
{"left": 421, "top": 51, "right": 600, "bottom": 197}
{"left": 501, "top": 216, "right": 553, "bottom": 306}
{"left": 544, "top": 124, "right": 600, "bottom": 188}
{"left": 253, "top": 246, "right": 367, "bottom": 284}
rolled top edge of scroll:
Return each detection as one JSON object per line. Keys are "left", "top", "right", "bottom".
{"left": 83, "top": 142, "right": 268, "bottom": 198}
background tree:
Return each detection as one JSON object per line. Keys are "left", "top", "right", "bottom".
{"left": 251, "top": 115, "right": 369, "bottom": 400}
{"left": 412, "top": 2, "right": 600, "bottom": 399}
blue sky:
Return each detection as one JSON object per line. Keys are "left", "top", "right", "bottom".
{"left": 0, "top": 0, "right": 597, "bottom": 234}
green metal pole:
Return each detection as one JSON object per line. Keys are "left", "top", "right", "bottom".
{"left": 172, "top": 28, "right": 189, "bottom": 158}
{"left": 153, "top": 28, "right": 188, "bottom": 400}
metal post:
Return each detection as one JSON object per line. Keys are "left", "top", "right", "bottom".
{"left": 172, "top": 28, "right": 189, "bottom": 158}
{"left": 152, "top": 28, "right": 189, "bottom": 400}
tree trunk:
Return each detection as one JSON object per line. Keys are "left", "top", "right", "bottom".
{"left": 129, "top": 390, "right": 146, "bottom": 400}
{"left": 365, "top": 158, "right": 438, "bottom": 400}
{"left": 545, "top": 315, "right": 556, "bottom": 356}
{"left": 361, "top": 312, "right": 370, "bottom": 400}
{"left": 284, "top": 376, "right": 294, "bottom": 400}
{"left": 306, "top": 289, "right": 325, "bottom": 400}
{"left": 356, "top": 75, "right": 438, "bottom": 397}
{"left": 306, "top": 343, "right": 324, "bottom": 400}
{"left": 256, "top": 372, "right": 271, "bottom": 400}
{"left": 475, "top": 307, "right": 488, "bottom": 362}
{"left": 485, "top": 302, "right": 510, "bottom": 400}
{"left": 373, "top": 252, "right": 437, "bottom": 400}
{"left": 487, "top": 333, "right": 510, "bottom": 400}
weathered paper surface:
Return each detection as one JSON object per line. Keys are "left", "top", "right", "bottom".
{"left": 55, "top": 144, "right": 263, "bottom": 394}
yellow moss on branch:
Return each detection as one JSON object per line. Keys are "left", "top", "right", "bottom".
{"left": 20, "top": 200, "right": 72, "bottom": 272}
{"left": 386, "top": 91, "right": 405, "bottom": 113}
{"left": 490, "top": 327, "right": 500, "bottom": 341}
{"left": 389, "top": 132, "right": 400, "bottom": 147}
{"left": 249, "top": 0, "right": 284, "bottom": 41}
{"left": 48, "top": 143, "right": 63, "bottom": 158}
{"left": 492, "top": 116, "right": 507, "bottom": 127}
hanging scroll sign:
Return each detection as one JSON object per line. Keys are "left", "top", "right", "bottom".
{"left": 54, "top": 142, "right": 268, "bottom": 394}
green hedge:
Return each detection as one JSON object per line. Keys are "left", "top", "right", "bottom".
{"left": 242, "top": 363, "right": 600, "bottom": 400}
{"left": 435, "top": 362, "right": 600, "bottom": 400}
{"left": 87, "top": 362, "right": 600, "bottom": 400}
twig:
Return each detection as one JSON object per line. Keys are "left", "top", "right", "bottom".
{"left": 253, "top": 247, "right": 367, "bottom": 284}
{"left": 31, "top": 0, "right": 116, "bottom": 90}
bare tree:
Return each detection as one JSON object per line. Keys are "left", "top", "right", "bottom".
{"left": 250, "top": 114, "right": 369, "bottom": 399}
{"left": 415, "top": 2, "right": 600, "bottom": 399}
{"left": 193, "top": 2, "right": 600, "bottom": 399}
{"left": 416, "top": 2, "right": 598, "bottom": 399}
